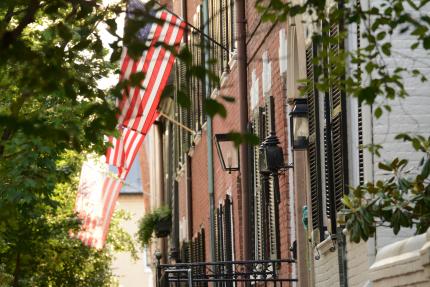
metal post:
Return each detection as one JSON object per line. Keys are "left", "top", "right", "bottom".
{"left": 187, "top": 268, "right": 193, "bottom": 287}
{"left": 202, "top": 0, "right": 217, "bottom": 264}
{"left": 236, "top": 0, "right": 250, "bottom": 262}
{"left": 156, "top": 252, "right": 162, "bottom": 287}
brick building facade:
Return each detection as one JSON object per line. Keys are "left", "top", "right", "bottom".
{"left": 146, "top": 0, "right": 296, "bottom": 276}
{"left": 141, "top": 0, "right": 430, "bottom": 286}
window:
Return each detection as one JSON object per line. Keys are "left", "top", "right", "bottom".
{"left": 180, "top": 228, "right": 206, "bottom": 263}
{"left": 250, "top": 96, "right": 280, "bottom": 260}
{"left": 306, "top": 10, "right": 350, "bottom": 241}
{"left": 306, "top": 41, "right": 325, "bottom": 242}
{"left": 214, "top": 195, "right": 234, "bottom": 262}
{"left": 208, "top": 0, "right": 236, "bottom": 81}
{"left": 168, "top": 1, "right": 237, "bottom": 172}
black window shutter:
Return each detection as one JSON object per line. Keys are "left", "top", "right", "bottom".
{"left": 326, "top": 18, "right": 349, "bottom": 233}
{"left": 214, "top": 205, "right": 219, "bottom": 261}
{"left": 264, "top": 96, "right": 280, "bottom": 259}
{"left": 356, "top": 0, "right": 364, "bottom": 185}
{"left": 228, "top": 0, "right": 235, "bottom": 51}
{"left": 220, "top": 0, "right": 229, "bottom": 71}
{"left": 223, "top": 195, "right": 233, "bottom": 262}
{"left": 252, "top": 108, "right": 264, "bottom": 260}
{"left": 181, "top": 241, "right": 191, "bottom": 263}
{"left": 217, "top": 205, "right": 224, "bottom": 261}
{"left": 248, "top": 121, "right": 256, "bottom": 260}
{"left": 200, "top": 230, "right": 207, "bottom": 287}
{"left": 223, "top": 195, "right": 234, "bottom": 284}
{"left": 306, "top": 42, "right": 324, "bottom": 241}
{"left": 197, "top": 9, "right": 205, "bottom": 129}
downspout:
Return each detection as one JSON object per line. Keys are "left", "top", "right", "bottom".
{"left": 181, "top": 0, "right": 188, "bottom": 40}
{"left": 186, "top": 156, "right": 193, "bottom": 242}
{"left": 202, "top": 0, "right": 216, "bottom": 262}
{"left": 236, "top": 0, "right": 250, "bottom": 260}
{"left": 156, "top": 122, "right": 167, "bottom": 263}
{"left": 181, "top": 0, "right": 194, "bottom": 250}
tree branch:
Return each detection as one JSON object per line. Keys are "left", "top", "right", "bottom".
{"left": 0, "top": 92, "right": 31, "bottom": 157}
{"left": 1, "top": 0, "right": 41, "bottom": 49}
{"left": 1, "top": 4, "right": 16, "bottom": 29}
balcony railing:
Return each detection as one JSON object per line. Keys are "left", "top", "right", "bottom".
{"left": 156, "top": 258, "right": 298, "bottom": 287}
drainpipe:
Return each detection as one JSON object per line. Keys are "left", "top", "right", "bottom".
{"left": 181, "top": 0, "right": 194, "bottom": 249}
{"left": 236, "top": 0, "right": 250, "bottom": 260}
{"left": 186, "top": 155, "right": 193, "bottom": 242}
{"left": 181, "top": 0, "right": 188, "bottom": 40}
{"left": 202, "top": 0, "right": 216, "bottom": 263}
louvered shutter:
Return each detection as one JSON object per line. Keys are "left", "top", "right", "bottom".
{"left": 356, "top": 0, "right": 364, "bottom": 185}
{"left": 228, "top": 0, "right": 235, "bottom": 51}
{"left": 224, "top": 195, "right": 233, "bottom": 262}
{"left": 181, "top": 241, "right": 191, "bottom": 263}
{"left": 214, "top": 206, "right": 220, "bottom": 261}
{"left": 198, "top": 8, "right": 206, "bottom": 129}
{"left": 223, "top": 196, "right": 233, "bottom": 284}
{"left": 306, "top": 42, "right": 324, "bottom": 241}
{"left": 264, "top": 96, "right": 280, "bottom": 259}
{"left": 175, "top": 61, "right": 186, "bottom": 166}
{"left": 217, "top": 206, "right": 224, "bottom": 261}
{"left": 248, "top": 121, "right": 256, "bottom": 260}
{"left": 191, "top": 239, "right": 196, "bottom": 263}
{"left": 326, "top": 17, "right": 349, "bottom": 232}
{"left": 209, "top": 0, "right": 220, "bottom": 80}
{"left": 252, "top": 108, "right": 264, "bottom": 260}
{"left": 180, "top": 53, "right": 191, "bottom": 159}
{"left": 196, "top": 229, "right": 206, "bottom": 284}
{"left": 190, "top": 30, "right": 197, "bottom": 132}
{"left": 220, "top": 0, "right": 229, "bottom": 71}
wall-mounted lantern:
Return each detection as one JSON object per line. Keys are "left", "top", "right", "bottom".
{"left": 260, "top": 131, "right": 285, "bottom": 174}
{"left": 214, "top": 133, "right": 240, "bottom": 174}
{"left": 290, "top": 98, "right": 309, "bottom": 150}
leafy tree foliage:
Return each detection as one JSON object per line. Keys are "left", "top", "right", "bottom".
{"left": 0, "top": 1, "right": 138, "bottom": 286}
{"left": 344, "top": 135, "right": 430, "bottom": 242}
{"left": 256, "top": 0, "right": 430, "bottom": 241}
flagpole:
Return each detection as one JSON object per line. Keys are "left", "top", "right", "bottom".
{"left": 158, "top": 111, "right": 195, "bottom": 134}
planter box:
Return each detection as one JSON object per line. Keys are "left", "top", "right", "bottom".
{"left": 155, "top": 217, "right": 171, "bottom": 238}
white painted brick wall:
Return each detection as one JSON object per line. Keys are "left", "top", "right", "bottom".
{"left": 347, "top": 0, "right": 430, "bottom": 285}
{"left": 346, "top": 240, "right": 371, "bottom": 287}
{"left": 314, "top": 250, "right": 340, "bottom": 287}
{"left": 370, "top": 0, "right": 430, "bottom": 249}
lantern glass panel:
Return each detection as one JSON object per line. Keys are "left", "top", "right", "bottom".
{"left": 293, "top": 115, "right": 309, "bottom": 148}
{"left": 217, "top": 140, "right": 239, "bottom": 170}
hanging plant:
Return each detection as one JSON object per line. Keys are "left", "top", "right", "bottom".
{"left": 137, "top": 206, "right": 172, "bottom": 247}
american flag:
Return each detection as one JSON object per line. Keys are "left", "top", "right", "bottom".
{"left": 76, "top": 0, "right": 185, "bottom": 249}
{"left": 74, "top": 160, "right": 123, "bottom": 249}
{"left": 106, "top": 0, "right": 185, "bottom": 177}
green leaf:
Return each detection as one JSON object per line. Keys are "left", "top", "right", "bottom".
{"left": 376, "top": 31, "right": 386, "bottom": 40}
{"left": 423, "top": 36, "right": 430, "bottom": 49}
{"left": 421, "top": 159, "right": 430, "bottom": 178}
{"left": 204, "top": 98, "right": 227, "bottom": 118}
{"left": 381, "top": 43, "right": 392, "bottom": 56}
{"left": 374, "top": 106, "right": 383, "bottom": 118}
{"left": 221, "top": 95, "right": 235, "bottom": 103}
{"left": 379, "top": 162, "right": 393, "bottom": 171}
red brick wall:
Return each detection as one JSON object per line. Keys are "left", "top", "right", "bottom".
{"left": 246, "top": 0, "right": 292, "bottom": 274}
{"left": 171, "top": 0, "right": 293, "bottom": 271}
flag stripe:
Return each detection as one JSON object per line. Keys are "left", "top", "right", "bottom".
{"left": 100, "top": 177, "right": 123, "bottom": 247}
{"left": 75, "top": 6, "right": 184, "bottom": 250}
{"left": 139, "top": 20, "right": 184, "bottom": 132}
{"left": 118, "top": 11, "right": 166, "bottom": 126}
{"left": 122, "top": 12, "right": 172, "bottom": 129}
{"left": 126, "top": 14, "right": 181, "bottom": 132}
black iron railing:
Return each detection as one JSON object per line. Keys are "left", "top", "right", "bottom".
{"left": 156, "top": 258, "right": 297, "bottom": 287}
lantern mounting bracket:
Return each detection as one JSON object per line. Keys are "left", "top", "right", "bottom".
{"left": 278, "top": 163, "right": 294, "bottom": 173}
